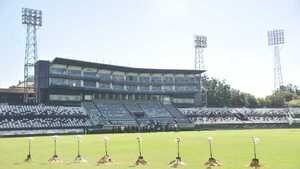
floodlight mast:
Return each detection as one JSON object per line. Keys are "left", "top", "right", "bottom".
{"left": 194, "top": 35, "right": 207, "bottom": 107}
{"left": 267, "top": 29, "right": 284, "bottom": 90}
{"left": 21, "top": 8, "right": 42, "bottom": 103}
{"left": 194, "top": 35, "right": 207, "bottom": 70}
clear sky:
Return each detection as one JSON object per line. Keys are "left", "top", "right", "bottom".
{"left": 0, "top": 0, "right": 299, "bottom": 97}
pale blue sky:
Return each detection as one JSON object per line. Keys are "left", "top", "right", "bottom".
{"left": 0, "top": 0, "right": 299, "bottom": 97}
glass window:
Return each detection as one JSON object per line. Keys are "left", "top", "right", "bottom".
{"left": 139, "top": 85, "right": 150, "bottom": 91}
{"left": 127, "top": 85, "right": 137, "bottom": 91}
{"left": 68, "top": 79, "right": 81, "bottom": 87}
{"left": 113, "top": 84, "right": 124, "bottom": 90}
{"left": 163, "top": 76, "right": 174, "bottom": 83}
{"left": 151, "top": 85, "right": 161, "bottom": 91}
{"left": 151, "top": 76, "right": 162, "bottom": 83}
{"left": 49, "top": 94, "right": 81, "bottom": 101}
{"left": 83, "top": 71, "right": 97, "bottom": 77}
{"left": 163, "top": 85, "right": 173, "bottom": 91}
{"left": 172, "top": 98, "right": 194, "bottom": 104}
{"left": 49, "top": 78, "right": 67, "bottom": 86}
{"left": 126, "top": 75, "right": 137, "bottom": 81}
{"left": 99, "top": 83, "right": 111, "bottom": 89}
{"left": 84, "top": 80, "right": 96, "bottom": 87}
{"left": 175, "top": 77, "right": 185, "bottom": 83}
{"left": 99, "top": 73, "right": 111, "bottom": 81}
{"left": 185, "top": 85, "right": 198, "bottom": 91}
{"left": 84, "top": 95, "right": 93, "bottom": 101}
{"left": 68, "top": 69, "right": 81, "bottom": 76}
{"left": 140, "top": 76, "right": 150, "bottom": 83}
{"left": 50, "top": 67, "right": 66, "bottom": 75}
{"left": 112, "top": 75, "right": 124, "bottom": 81}
{"left": 175, "top": 85, "right": 185, "bottom": 91}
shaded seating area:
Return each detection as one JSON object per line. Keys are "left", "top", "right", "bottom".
{"left": 94, "top": 100, "right": 138, "bottom": 126}
{"left": 138, "top": 101, "right": 175, "bottom": 125}
{"left": 0, "top": 105, "right": 91, "bottom": 130}
{"left": 83, "top": 100, "right": 189, "bottom": 128}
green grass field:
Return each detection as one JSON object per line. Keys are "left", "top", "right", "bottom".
{"left": 0, "top": 129, "right": 299, "bottom": 169}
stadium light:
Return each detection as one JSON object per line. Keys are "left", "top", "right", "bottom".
{"left": 21, "top": 8, "right": 43, "bottom": 103}
{"left": 194, "top": 35, "right": 208, "bottom": 107}
{"left": 195, "top": 35, "right": 207, "bottom": 48}
{"left": 22, "top": 8, "right": 42, "bottom": 26}
{"left": 249, "top": 136, "right": 261, "bottom": 168}
{"left": 97, "top": 136, "right": 112, "bottom": 164}
{"left": 74, "top": 135, "right": 87, "bottom": 163}
{"left": 48, "top": 135, "right": 62, "bottom": 163}
{"left": 268, "top": 29, "right": 284, "bottom": 46}
{"left": 25, "top": 137, "right": 33, "bottom": 162}
{"left": 135, "top": 136, "right": 147, "bottom": 166}
{"left": 168, "top": 137, "right": 185, "bottom": 167}
{"left": 204, "top": 137, "right": 222, "bottom": 167}
{"left": 267, "top": 29, "right": 285, "bottom": 90}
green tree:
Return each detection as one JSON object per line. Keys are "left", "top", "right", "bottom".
{"left": 266, "top": 95, "right": 285, "bottom": 107}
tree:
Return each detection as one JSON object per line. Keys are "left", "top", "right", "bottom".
{"left": 266, "top": 95, "right": 285, "bottom": 107}
{"left": 244, "top": 93, "right": 257, "bottom": 108}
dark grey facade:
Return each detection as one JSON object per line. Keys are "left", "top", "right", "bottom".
{"left": 35, "top": 58, "right": 204, "bottom": 107}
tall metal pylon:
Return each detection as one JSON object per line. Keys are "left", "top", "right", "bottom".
{"left": 22, "top": 8, "right": 42, "bottom": 103}
{"left": 273, "top": 46, "right": 283, "bottom": 89}
{"left": 267, "top": 29, "right": 284, "bottom": 90}
{"left": 194, "top": 35, "right": 207, "bottom": 70}
{"left": 194, "top": 35, "right": 207, "bottom": 107}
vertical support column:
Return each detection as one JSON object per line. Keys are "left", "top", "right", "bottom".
{"left": 194, "top": 35, "right": 207, "bottom": 107}
{"left": 274, "top": 46, "right": 283, "bottom": 90}
{"left": 24, "top": 25, "right": 38, "bottom": 103}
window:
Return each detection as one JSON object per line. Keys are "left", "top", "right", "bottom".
{"left": 99, "top": 83, "right": 111, "bottom": 89}
{"left": 68, "top": 69, "right": 81, "bottom": 76}
{"left": 49, "top": 78, "right": 67, "bottom": 86}
{"left": 140, "top": 76, "right": 150, "bottom": 83}
{"left": 99, "top": 73, "right": 111, "bottom": 81}
{"left": 50, "top": 67, "right": 66, "bottom": 75}
{"left": 139, "top": 85, "right": 150, "bottom": 91}
{"left": 185, "top": 85, "right": 198, "bottom": 91}
{"left": 84, "top": 95, "right": 93, "bottom": 101}
{"left": 112, "top": 75, "right": 124, "bottom": 81}
{"left": 172, "top": 98, "right": 194, "bottom": 104}
{"left": 163, "top": 85, "right": 173, "bottom": 91}
{"left": 175, "top": 85, "right": 185, "bottom": 91}
{"left": 151, "top": 76, "right": 162, "bottom": 83}
{"left": 163, "top": 76, "right": 174, "bottom": 83}
{"left": 49, "top": 94, "right": 81, "bottom": 101}
{"left": 83, "top": 71, "right": 97, "bottom": 77}
{"left": 68, "top": 79, "right": 81, "bottom": 87}
{"left": 175, "top": 77, "right": 185, "bottom": 83}
{"left": 84, "top": 80, "right": 96, "bottom": 88}
{"left": 126, "top": 75, "right": 137, "bottom": 82}
{"left": 151, "top": 85, "right": 161, "bottom": 91}
{"left": 113, "top": 84, "right": 124, "bottom": 90}
{"left": 127, "top": 85, "right": 137, "bottom": 91}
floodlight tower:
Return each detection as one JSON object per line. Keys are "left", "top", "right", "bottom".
{"left": 22, "top": 8, "right": 42, "bottom": 103}
{"left": 194, "top": 35, "right": 207, "bottom": 106}
{"left": 267, "top": 29, "right": 285, "bottom": 90}
{"left": 194, "top": 35, "right": 207, "bottom": 70}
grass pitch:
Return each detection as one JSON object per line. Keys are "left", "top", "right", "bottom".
{"left": 0, "top": 129, "right": 299, "bottom": 169}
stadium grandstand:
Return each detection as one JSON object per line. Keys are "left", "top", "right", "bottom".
{"left": 34, "top": 57, "right": 203, "bottom": 107}
{"left": 0, "top": 57, "right": 300, "bottom": 136}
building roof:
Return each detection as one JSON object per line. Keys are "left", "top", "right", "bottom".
{"left": 0, "top": 87, "right": 34, "bottom": 94}
{"left": 51, "top": 57, "right": 205, "bottom": 74}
